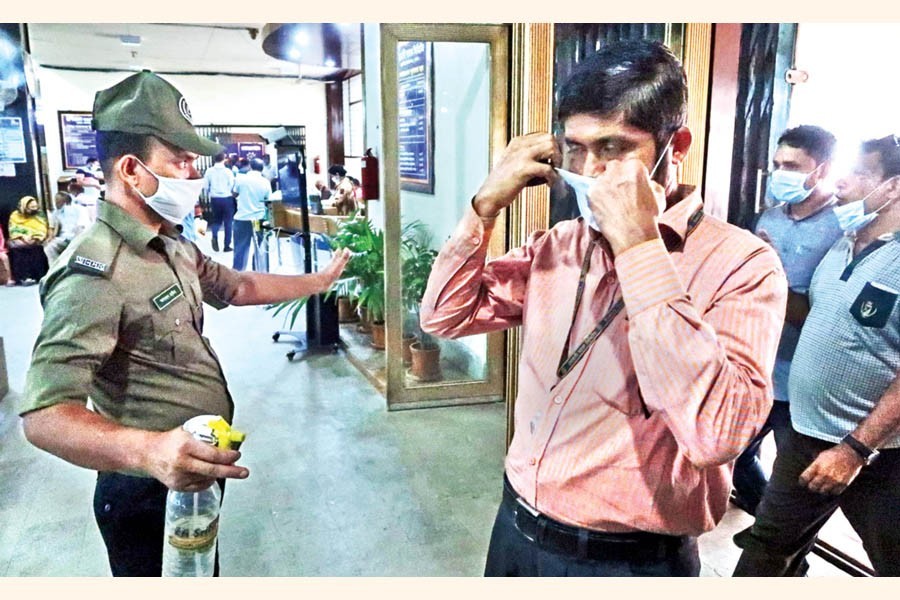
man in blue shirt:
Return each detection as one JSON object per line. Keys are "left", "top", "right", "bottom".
{"left": 734, "top": 135, "right": 900, "bottom": 577}
{"left": 203, "top": 152, "right": 236, "bottom": 252}
{"left": 232, "top": 157, "right": 270, "bottom": 271}
{"left": 732, "top": 126, "right": 844, "bottom": 515}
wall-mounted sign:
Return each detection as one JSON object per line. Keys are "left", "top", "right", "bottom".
{"left": 0, "top": 116, "right": 27, "bottom": 163}
{"left": 58, "top": 111, "right": 98, "bottom": 170}
{"left": 397, "top": 41, "right": 434, "bottom": 194}
{"left": 238, "top": 142, "right": 265, "bottom": 161}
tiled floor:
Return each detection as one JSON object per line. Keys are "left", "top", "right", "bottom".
{"left": 0, "top": 234, "right": 856, "bottom": 576}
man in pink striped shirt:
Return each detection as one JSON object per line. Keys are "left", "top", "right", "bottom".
{"left": 420, "top": 40, "right": 787, "bottom": 576}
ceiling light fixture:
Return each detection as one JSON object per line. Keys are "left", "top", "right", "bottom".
{"left": 289, "top": 48, "right": 301, "bottom": 60}
{"left": 294, "top": 31, "right": 309, "bottom": 46}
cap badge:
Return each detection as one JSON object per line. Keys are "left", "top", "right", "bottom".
{"left": 178, "top": 96, "right": 192, "bottom": 123}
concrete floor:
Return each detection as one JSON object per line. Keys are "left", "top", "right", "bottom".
{"left": 0, "top": 234, "right": 852, "bottom": 576}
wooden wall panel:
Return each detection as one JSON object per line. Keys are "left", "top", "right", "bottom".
{"left": 681, "top": 23, "right": 713, "bottom": 190}
{"left": 506, "top": 23, "right": 554, "bottom": 446}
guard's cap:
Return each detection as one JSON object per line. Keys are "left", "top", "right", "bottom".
{"left": 91, "top": 70, "right": 223, "bottom": 156}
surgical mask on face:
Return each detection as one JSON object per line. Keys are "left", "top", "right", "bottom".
{"left": 557, "top": 136, "right": 673, "bottom": 231}
{"left": 768, "top": 168, "right": 817, "bottom": 205}
{"left": 833, "top": 177, "right": 897, "bottom": 233}
{"left": 131, "top": 159, "right": 204, "bottom": 225}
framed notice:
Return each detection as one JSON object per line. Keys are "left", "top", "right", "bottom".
{"left": 0, "top": 117, "right": 27, "bottom": 163}
{"left": 58, "top": 110, "right": 98, "bottom": 170}
{"left": 397, "top": 41, "right": 434, "bottom": 194}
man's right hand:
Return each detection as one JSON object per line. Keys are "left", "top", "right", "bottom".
{"left": 472, "top": 133, "right": 560, "bottom": 218}
{"left": 144, "top": 427, "right": 249, "bottom": 492}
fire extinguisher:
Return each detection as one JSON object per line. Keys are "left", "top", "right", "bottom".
{"left": 313, "top": 155, "right": 321, "bottom": 175}
{"left": 360, "top": 148, "right": 379, "bottom": 201}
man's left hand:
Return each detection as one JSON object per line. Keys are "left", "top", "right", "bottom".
{"left": 587, "top": 158, "right": 665, "bottom": 256}
{"left": 320, "top": 248, "right": 352, "bottom": 289}
{"left": 799, "top": 444, "right": 865, "bottom": 495}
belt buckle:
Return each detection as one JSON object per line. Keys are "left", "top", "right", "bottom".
{"left": 516, "top": 496, "right": 540, "bottom": 517}
{"left": 514, "top": 496, "right": 541, "bottom": 543}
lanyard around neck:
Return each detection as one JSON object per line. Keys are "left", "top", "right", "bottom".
{"left": 555, "top": 208, "right": 705, "bottom": 382}
{"left": 556, "top": 240, "right": 624, "bottom": 380}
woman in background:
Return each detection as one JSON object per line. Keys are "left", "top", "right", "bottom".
{"left": 7, "top": 195, "right": 50, "bottom": 286}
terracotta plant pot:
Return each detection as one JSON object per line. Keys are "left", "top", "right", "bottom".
{"left": 401, "top": 334, "right": 417, "bottom": 366}
{"left": 371, "top": 321, "right": 386, "bottom": 349}
{"left": 410, "top": 341, "right": 442, "bottom": 382}
{"left": 337, "top": 296, "right": 358, "bottom": 323}
{"left": 357, "top": 306, "right": 372, "bottom": 333}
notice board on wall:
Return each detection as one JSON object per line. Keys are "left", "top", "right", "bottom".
{"left": 58, "top": 111, "right": 98, "bottom": 170}
{"left": 0, "top": 117, "right": 27, "bottom": 163}
{"left": 397, "top": 41, "right": 434, "bottom": 194}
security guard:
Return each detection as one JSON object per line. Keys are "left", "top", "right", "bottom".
{"left": 18, "top": 71, "right": 350, "bottom": 576}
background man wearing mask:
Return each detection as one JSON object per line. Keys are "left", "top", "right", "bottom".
{"left": 732, "top": 125, "right": 843, "bottom": 516}
{"left": 734, "top": 135, "right": 900, "bottom": 576}
{"left": 19, "top": 71, "right": 350, "bottom": 577}
{"left": 420, "top": 40, "right": 787, "bottom": 577}
{"left": 45, "top": 190, "right": 89, "bottom": 264}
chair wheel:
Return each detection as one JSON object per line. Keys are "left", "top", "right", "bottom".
{"left": 286, "top": 351, "right": 295, "bottom": 361}
{"left": 273, "top": 333, "right": 280, "bottom": 342}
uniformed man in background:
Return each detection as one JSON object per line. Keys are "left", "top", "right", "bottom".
{"left": 18, "top": 71, "right": 350, "bottom": 577}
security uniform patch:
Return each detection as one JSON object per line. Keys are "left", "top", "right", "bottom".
{"left": 152, "top": 284, "right": 184, "bottom": 311}
{"left": 72, "top": 255, "right": 108, "bottom": 274}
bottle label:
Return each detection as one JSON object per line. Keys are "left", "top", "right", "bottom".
{"left": 167, "top": 516, "right": 219, "bottom": 551}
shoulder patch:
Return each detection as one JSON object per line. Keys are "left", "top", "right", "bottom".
{"left": 72, "top": 255, "right": 109, "bottom": 274}
{"left": 64, "top": 223, "right": 121, "bottom": 279}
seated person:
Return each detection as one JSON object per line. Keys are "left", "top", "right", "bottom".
{"left": 333, "top": 176, "right": 362, "bottom": 216}
{"left": 45, "top": 191, "right": 89, "bottom": 264}
{"left": 0, "top": 221, "right": 10, "bottom": 286}
{"left": 7, "top": 195, "right": 50, "bottom": 285}
{"left": 314, "top": 179, "right": 332, "bottom": 201}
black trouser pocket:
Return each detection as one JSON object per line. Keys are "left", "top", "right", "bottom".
{"left": 93, "top": 472, "right": 169, "bottom": 577}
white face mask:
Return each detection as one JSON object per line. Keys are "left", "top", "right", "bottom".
{"left": 131, "top": 158, "right": 203, "bottom": 225}
{"left": 833, "top": 177, "right": 898, "bottom": 233}
{"left": 557, "top": 137, "right": 673, "bottom": 231}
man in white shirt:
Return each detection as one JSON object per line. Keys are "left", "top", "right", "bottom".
{"left": 203, "top": 152, "right": 236, "bottom": 252}
{"left": 232, "top": 157, "right": 271, "bottom": 271}
{"left": 45, "top": 191, "right": 89, "bottom": 263}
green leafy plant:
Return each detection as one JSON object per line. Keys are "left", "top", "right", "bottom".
{"left": 400, "top": 223, "right": 438, "bottom": 348}
{"left": 267, "top": 217, "right": 438, "bottom": 340}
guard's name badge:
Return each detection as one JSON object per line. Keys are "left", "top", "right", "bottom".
{"left": 152, "top": 284, "right": 184, "bottom": 311}
{"left": 73, "top": 256, "right": 107, "bottom": 273}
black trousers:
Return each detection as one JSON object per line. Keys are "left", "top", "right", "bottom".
{"left": 210, "top": 196, "right": 236, "bottom": 249}
{"left": 484, "top": 477, "right": 700, "bottom": 576}
{"left": 733, "top": 428, "right": 900, "bottom": 576}
{"left": 9, "top": 244, "right": 49, "bottom": 282}
{"left": 93, "top": 472, "right": 223, "bottom": 577}
{"left": 732, "top": 400, "right": 793, "bottom": 514}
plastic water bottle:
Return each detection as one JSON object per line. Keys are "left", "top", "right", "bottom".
{"left": 162, "top": 415, "right": 245, "bottom": 577}
{"left": 162, "top": 482, "right": 221, "bottom": 577}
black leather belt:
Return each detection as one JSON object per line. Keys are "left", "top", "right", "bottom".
{"left": 503, "top": 476, "right": 688, "bottom": 563}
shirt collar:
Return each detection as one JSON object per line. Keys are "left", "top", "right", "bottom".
{"left": 657, "top": 185, "right": 703, "bottom": 250}
{"left": 98, "top": 200, "right": 182, "bottom": 253}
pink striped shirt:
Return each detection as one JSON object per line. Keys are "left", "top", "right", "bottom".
{"left": 420, "top": 187, "right": 787, "bottom": 536}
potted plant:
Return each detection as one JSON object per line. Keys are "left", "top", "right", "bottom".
{"left": 329, "top": 216, "right": 386, "bottom": 346}
{"left": 401, "top": 224, "right": 441, "bottom": 380}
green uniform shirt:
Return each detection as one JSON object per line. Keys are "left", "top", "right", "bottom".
{"left": 21, "top": 201, "right": 242, "bottom": 432}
